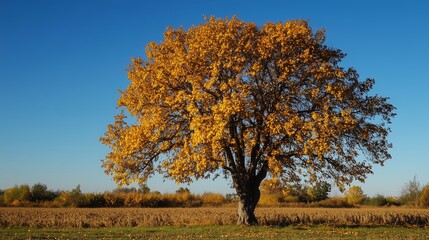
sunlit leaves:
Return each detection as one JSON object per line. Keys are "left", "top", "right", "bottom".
{"left": 100, "top": 16, "right": 395, "bottom": 189}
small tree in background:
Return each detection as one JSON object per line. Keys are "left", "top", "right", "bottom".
{"left": 138, "top": 183, "right": 151, "bottom": 194}
{"left": 400, "top": 176, "right": 421, "bottom": 206}
{"left": 29, "top": 183, "right": 60, "bottom": 203}
{"left": 364, "top": 194, "right": 388, "bottom": 206}
{"left": 58, "top": 185, "right": 85, "bottom": 207}
{"left": 344, "top": 186, "right": 365, "bottom": 206}
{"left": 113, "top": 187, "right": 138, "bottom": 193}
{"left": 30, "top": 183, "right": 48, "bottom": 202}
{"left": 307, "top": 181, "right": 331, "bottom": 202}
{"left": 283, "top": 183, "right": 310, "bottom": 203}
{"left": 175, "top": 187, "right": 191, "bottom": 195}
{"left": 3, "top": 185, "right": 31, "bottom": 206}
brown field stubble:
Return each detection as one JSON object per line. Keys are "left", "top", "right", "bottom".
{"left": 1, "top": 207, "right": 429, "bottom": 228}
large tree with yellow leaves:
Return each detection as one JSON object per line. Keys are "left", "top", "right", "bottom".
{"left": 101, "top": 16, "right": 395, "bottom": 225}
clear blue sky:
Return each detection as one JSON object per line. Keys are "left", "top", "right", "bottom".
{"left": 1, "top": 0, "right": 428, "bottom": 197}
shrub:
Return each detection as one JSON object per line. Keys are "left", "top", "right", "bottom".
{"left": 282, "top": 195, "right": 300, "bottom": 203}
{"left": 30, "top": 183, "right": 59, "bottom": 203}
{"left": 122, "top": 192, "right": 144, "bottom": 207}
{"left": 307, "top": 181, "right": 331, "bottom": 202}
{"left": 83, "top": 193, "right": 107, "bottom": 207}
{"left": 364, "top": 194, "right": 388, "bottom": 206}
{"left": 419, "top": 185, "right": 429, "bottom": 207}
{"left": 344, "top": 186, "right": 365, "bottom": 206}
{"left": 103, "top": 192, "right": 125, "bottom": 207}
{"left": 313, "top": 197, "right": 352, "bottom": 208}
{"left": 4, "top": 185, "right": 31, "bottom": 206}
{"left": 225, "top": 193, "right": 238, "bottom": 203}
{"left": 259, "top": 194, "right": 284, "bottom": 206}
{"left": 385, "top": 196, "right": 401, "bottom": 206}
{"left": 202, "top": 193, "right": 225, "bottom": 206}
{"left": 57, "top": 185, "right": 86, "bottom": 207}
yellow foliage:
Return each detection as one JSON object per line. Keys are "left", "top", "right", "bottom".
{"left": 420, "top": 185, "right": 429, "bottom": 207}
{"left": 101, "top": 16, "right": 395, "bottom": 197}
{"left": 259, "top": 194, "right": 283, "bottom": 206}
{"left": 202, "top": 193, "right": 225, "bottom": 206}
{"left": 344, "top": 186, "right": 366, "bottom": 206}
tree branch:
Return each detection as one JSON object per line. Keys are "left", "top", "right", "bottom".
{"left": 255, "top": 160, "right": 268, "bottom": 185}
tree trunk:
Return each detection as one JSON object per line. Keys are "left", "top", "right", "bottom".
{"left": 236, "top": 182, "right": 261, "bottom": 225}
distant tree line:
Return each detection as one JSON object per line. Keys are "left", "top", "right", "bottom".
{"left": 0, "top": 183, "right": 228, "bottom": 208}
{"left": 1, "top": 176, "right": 429, "bottom": 208}
{"left": 258, "top": 176, "right": 429, "bottom": 208}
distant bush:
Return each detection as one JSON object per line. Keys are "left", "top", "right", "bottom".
{"left": 307, "top": 181, "right": 331, "bottom": 202}
{"left": 202, "top": 193, "right": 225, "bottom": 206}
{"left": 83, "top": 193, "right": 108, "bottom": 208}
{"left": 385, "top": 196, "right": 401, "bottom": 206}
{"left": 225, "top": 193, "right": 238, "bottom": 203}
{"left": 259, "top": 194, "right": 284, "bottom": 206}
{"left": 30, "top": 183, "right": 59, "bottom": 203}
{"left": 92, "top": 191, "right": 204, "bottom": 208}
{"left": 103, "top": 192, "right": 125, "bottom": 207}
{"left": 365, "top": 194, "right": 388, "bottom": 206}
{"left": 344, "top": 186, "right": 365, "bottom": 206}
{"left": 56, "top": 185, "right": 86, "bottom": 207}
{"left": 282, "top": 195, "right": 300, "bottom": 203}
{"left": 164, "top": 192, "right": 202, "bottom": 207}
{"left": 311, "top": 197, "right": 352, "bottom": 208}
{"left": 3, "top": 185, "right": 31, "bottom": 206}
{"left": 420, "top": 185, "right": 429, "bottom": 207}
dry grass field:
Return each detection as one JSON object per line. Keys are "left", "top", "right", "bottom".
{"left": 1, "top": 207, "right": 429, "bottom": 228}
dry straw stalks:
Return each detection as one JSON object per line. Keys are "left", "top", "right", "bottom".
{"left": 1, "top": 207, "right": 429, "bottom": 228}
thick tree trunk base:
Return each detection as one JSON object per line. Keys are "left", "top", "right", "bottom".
{"left": 237, "top": 200, "right": 258, "bottom": 225}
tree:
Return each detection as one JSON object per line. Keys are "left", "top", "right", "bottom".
{"left": 100, "top": 16, "right": 395, "bottom": 225}
{"left": 30, "top": 183, "right": 59, "bottom": 203}
{"left": 59, "top": 185, "right": 84, "bottom": 207}
{"left": 400, "top": 176, "right": 421, "bottom": 206}
{"left": 307, "top": 181, "right": 331, "bottom": 202}
{"left": 112, "top": 187, "right": 138, "bottom": 193}
{"left": 138, "top": 183, "right": 151, "bottom": 194}
{"left": 364, "top": 194, "right": 388, "bottom": 206}
{"left": 175, "top": 187, "right": 190, "bottom": 195}
{"left": 30, "top": 183, "right": 48, "bottom": 202}
{"left": 344, "top": 186, "right": 365, "bottom": 206}
{"left": 4, "top": 185, "right": 30, "bottom": 205}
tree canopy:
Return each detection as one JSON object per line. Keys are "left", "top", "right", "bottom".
{"left": 100, "top": 16, "right": 395, "bottom": 224}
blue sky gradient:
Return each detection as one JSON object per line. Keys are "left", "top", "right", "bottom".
{"left": 1, "top": 0, "right": 428, "bottom": 196}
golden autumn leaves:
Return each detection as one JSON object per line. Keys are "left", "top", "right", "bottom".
{"left": 100, "top": 16, "right": 394, "bottom": 191}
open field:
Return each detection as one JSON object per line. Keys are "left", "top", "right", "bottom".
{"left": 2, "top": 207, "right": 429, "bottom": 239}
{"left": 1, "top": 207, "right": 429, "bottom": 228}
{"left": 2, "top": 225, "right": 429, "bottom": 240}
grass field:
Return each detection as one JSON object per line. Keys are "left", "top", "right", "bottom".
{"left": 1, "top": 225, "right": 429, "bottom": 239}
{"left": 1, "top": 207, "right": 429, "bottom": 239}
